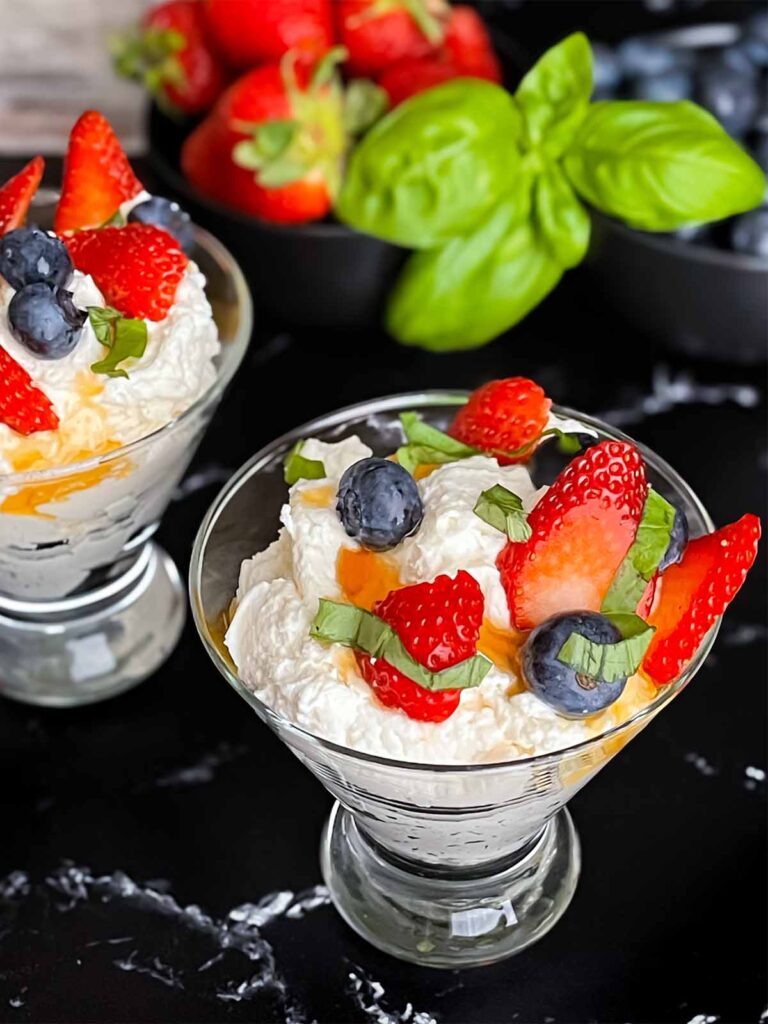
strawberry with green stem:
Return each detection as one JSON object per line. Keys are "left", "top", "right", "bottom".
{"left": 338, "top": 0, "right": 449, "bottom": 78}
{"left": 203, "top": 0, "right": 333, "bottom": 68}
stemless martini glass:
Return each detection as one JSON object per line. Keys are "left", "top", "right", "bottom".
{"left": 190, "top": 393, "right": 717, "bottom": 969}
{"left": 0, "top": 192, "right": 252, "bottom": 706}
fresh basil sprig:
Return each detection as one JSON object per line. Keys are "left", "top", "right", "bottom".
{"left": 311, "top": 599, "right": 492, "bottom": 692}
{"left": 558, "top": 617, "right": 655, "bottom": 684}
{"left": 284, "top": 440, "right": 326, "bottom": 485}
{"left": 87, "top": 306, "right": 148, "bottom": 379}
{"left": 337, "top": 32, "right": 765, "bottom": 351}
{"left": 473, "top": 485, "right": 531, "bottom": 542}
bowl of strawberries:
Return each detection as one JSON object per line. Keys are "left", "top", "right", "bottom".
{"left": 117, "top": 0, "right": 519, "bottom": 327}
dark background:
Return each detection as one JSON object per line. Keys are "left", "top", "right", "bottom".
{"left": 0, "top": 2, "right": 766, "bottom": 1022}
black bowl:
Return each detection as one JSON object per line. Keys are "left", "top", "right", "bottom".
{"left": 584, "top": 22, "right": 768, "bottom": 364}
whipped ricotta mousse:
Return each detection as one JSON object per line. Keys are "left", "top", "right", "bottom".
{"left": 226, "top": 377, "right": 761, "bottom": 766}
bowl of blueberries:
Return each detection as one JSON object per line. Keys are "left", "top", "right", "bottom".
{"left": 585, "top": 12, "right": 768, "bottom": 363}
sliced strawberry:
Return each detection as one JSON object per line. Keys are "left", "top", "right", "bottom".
{"left": 642, "top": 514, "right": 761, "bottom": 685}
{"left": 0, "top": 347, "right": 58, "bottom": 436}
{"left": 0, "top": 157, "right": 44, "bottom": 237}
{"left": 66, "top": 224, "right": 187, "bottom": 321}
{"left": 357, "top": 570, "right": 484, "bottom": 722}
{"left": 54, "top": 111, "right": 143, "bottom": 234}
{"left": 448, "top": 377, "right": 552, "bottom": 464}
{"left": 499, "top": 440, "right": 648, "bottom": 630}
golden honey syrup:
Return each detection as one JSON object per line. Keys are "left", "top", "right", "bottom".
{"left": 299, "top": 485, "right": 335, "bottom": 508}
{"left": 337, "top": 547, "right": 401, "bottom": 610}
{"left": 477, "top": 619, "right": 526, "bottom": 694}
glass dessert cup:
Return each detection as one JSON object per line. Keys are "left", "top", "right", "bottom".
{"left": 0, "top": 194, "right": 252, "bottom": 706}
{"left": 190, "top": 393, "right": 718, "bottom": 969}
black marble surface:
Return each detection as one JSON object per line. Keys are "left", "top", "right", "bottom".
{"left": 1, "top": 4, "right": 767, "bottom": 1018}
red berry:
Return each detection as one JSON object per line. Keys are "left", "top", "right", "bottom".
{"left": 499, "top": 440, "right": 648, "bottom": 630}
{"left": 0, "top": 346, "right": 59, "bottom": 436}
{"left": 66, "top": 224, "right": 187, "bottom": 321}
{"left": 443, "top": 5, "right": 501, "bottom": 81}
{"left": 357, "top": 570, "right": 485, "bottom": 723}
{"left": 643, "top": 514, "right": 761, "bottom": 685}
{"left": 448, "top": 377, "right": 552, "bottom": 463}
{"left": 338, "top": 0, "right": 448, "bottom": 78}
{"left": 0, "top": 157, "right": 44, "bottom": 237}
{"left": 54, "top": 112, "right": 143, "bottom": 234}
{"left": 203, "top": 0, "right": 333, "bottom": 68}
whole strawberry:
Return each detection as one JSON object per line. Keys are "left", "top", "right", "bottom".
{"left": 449, "top": 377, "right": 552, "bottom": 463}
{"left": 0, "top": 157, "right": 44, "bottom": 237}
{"left": 204, "top": 0, "right": 333, "bottom": 68}
{"left": 55, "top": 112, "right": 143, "bottom": 234}
{"left": 183, "top": 53, "right": 346, "bottom": 225}
{"left": 114, "top": 0, "right": 229, "bottom": 116}
{"left": 643, "top": 514, "right": 761, "bottom": 685}
{"left": 66, "top": 224, "right": 187, "bottom": 321}
{"left": 338, "top": 0, "right": 448, "bottom": 78}
{"left": 357, "top": 570, "right": 485, "bottom": 722}
{"left": 0, "top": 346, "right": 59, "bottom": 436}
{"left": 499, "top": 440, "right": 648, "bottom": 630}
{"left": 379, "top": 5, "right": 502, "bottom": 105}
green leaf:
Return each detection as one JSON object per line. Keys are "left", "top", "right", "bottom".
{"left": 257, "top": 158, "right": 309, "bottom": 188}
{"left": 99, "top": 208, "right": 127, "bottom": 228}
{"left": 257, "top": 120, "right": 298, "bottom": 159}
{"left": 514, "top": 32, "right": 593, "bottom": 156}
{"left": 336, "top": 79, "right": 523, "bottom": 249}
{"left": 533, "top": 163, "right": 591, "bottom": 268}
{"left": 473, "top": 485, "right": 532, "bottom": 542}
{"left": 310, "top": 599, "right": 492, "bottom": 692}
{"left": 386, "top": 199, "right": 562, "bottom": 350}
{"left": 563, "top": 100, "right": 767, "bottom": 231}
{"left": 603, "top": 611, "right": 654, "bottom": 640}
{"left": 283, "top": 440, "right": 326, "bottom": 486}
{"left": 602, "top": 488, "right": 676, "bottom": 617}
{"left": 558, "top": 623, "right": 655, "bottom": 684}
{"left": 311, "top": 46, "right": 348, "bottom": 89}
{"left": 396, "top": 412, "right": 479, "bottom": 474}
{"left": 343, "top": 79, "right": 389, "bottom": 136}
{"left": 87, "top": 306, "right": 148, "bottom": 379}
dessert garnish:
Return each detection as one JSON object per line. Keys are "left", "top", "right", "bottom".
{"left": 284, "top": 440, "right": 326, "bottom": 484}
{"left": 336, "top": 456, "right": 424, "bottom": 551}
{"left": 0, "top": 347, "right": 59, "bottom": 436}
{"left": 314, "top": 571, "right": 489, "bottom": 722}
{"left": 473, "top": 484, "right": 531, "bottom": 542}
{"left": 86, "top": 307, "right": 148, "bottom": 379}
{"left": 8, "top": 284, "right": 86, "bottom": 360}
{"left": 0, "top": 157, "right": 44, "bottom": 236}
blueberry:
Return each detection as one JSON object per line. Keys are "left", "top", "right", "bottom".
{"left": 336, "top": 457, "right": 423, "bottom": 552}
{"left": 0, "top": 227, "right": 73, "bottom": 292}
{"left": 673, "top": 223, "right": 710, "bottom": 244}
{"left": 629, "top": 69, "right": 693, "bottom": 102}
{"left": 743, "top": 10, "right": 768, "bottom": 68}
{"left": 8, "top": 283, "right": 86, "bottom": 359}
{"left": 521, "top": 611, "right": 628, "bottom": 718}
{"left": 617, "top": 39, "right": 676, "bottom": 78}
{"left": 128, "top": 196, "right": 194, "bottom": 253}
{"left": 752, "top": 134, "right": 768, "bottom": 175}
{"left": 717, "top": 45, "right": 759, "bottom": 79}
{"left": 592, "top": 43, "right": 622, "bottom": 95}
{"left": 697, "top": 66, "right": 759, "bottom": 137}
{"left": 731, "top": 209, "right": 768, "bottom": 258}
{"left": 659, "top": 503, "right": 689, "bottom": 571}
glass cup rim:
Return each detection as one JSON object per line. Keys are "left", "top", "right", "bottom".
{"left": 0, "top": 225, "right": 252, "bottom": 486}
{"left": 190, "top": 390, "right": 720, "bottom": 774}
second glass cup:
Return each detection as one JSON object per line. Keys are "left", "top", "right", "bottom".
{"left": 190, "top": 393, "right": 717, "bottom": 968}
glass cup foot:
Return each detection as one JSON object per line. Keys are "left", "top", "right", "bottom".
{"left": 321, "top": 802, "right": 581, "bottom": 969}
{"left": 0, "top": 542, "right": 185, "bottom": 707}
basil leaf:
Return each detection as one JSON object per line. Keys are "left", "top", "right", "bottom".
{"left": 386, "top": 200, "right": 562, "bottom": 351}
{"left": 563, "top": 100, "right": 766, "bottom": 231}
{"left": 533, "top": 163, "right": 591, "bottom": 268}
{"left": 283, "top": 440, "right": 326, "bottom": 486}
{"left": 602, "top": 488, "right": 676, "bottom": 617}
{"left": 603, "top": 611, "right": 653, "bottom": 640}
{"left": 88, "top": 306, "right": 148, "bottom": 379}
{"left": 514, "top": 32, "right": 592, "bottom": 156}
{"left": 311, "top": 599, "right": 492, "bottom": 692}
{"left": 558, "top": 623, "right": 655, "bottom": 683}
{"left": 400, "top": 412, "right": 477, "bottom": 456}
{"left": 473, "top": 485, "right": 532, "bottom": 542}
{"left": 336, "top": 79, "right": 523, "bottom": 249}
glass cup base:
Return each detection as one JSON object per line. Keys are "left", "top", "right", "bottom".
{"left": 321, "top": 801, "right": 581, "bottom": 969}
{"left": 0, "top": 542, "right": 185, "bottom": 707}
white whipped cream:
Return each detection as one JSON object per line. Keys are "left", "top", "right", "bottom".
{"left": 0, "top": 259, "right": 219, "bottom": 473}
{"left": 226, "top": 436, "right": 648, "bottom": 765}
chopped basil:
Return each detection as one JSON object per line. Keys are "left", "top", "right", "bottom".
{"left": 87, "top": 306, "right": 147, "bottom": 379}
{"left": 473, "top": 484, "right": 531, "bottom": 542}
{"left": 283, "top": 440, "right": 326, "bottom": 486}
{"left": 558, "top": 622, "right": 655, "bottom": 684}
{"left": 310, "top": 599, "right": 491, "bottom": 692}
